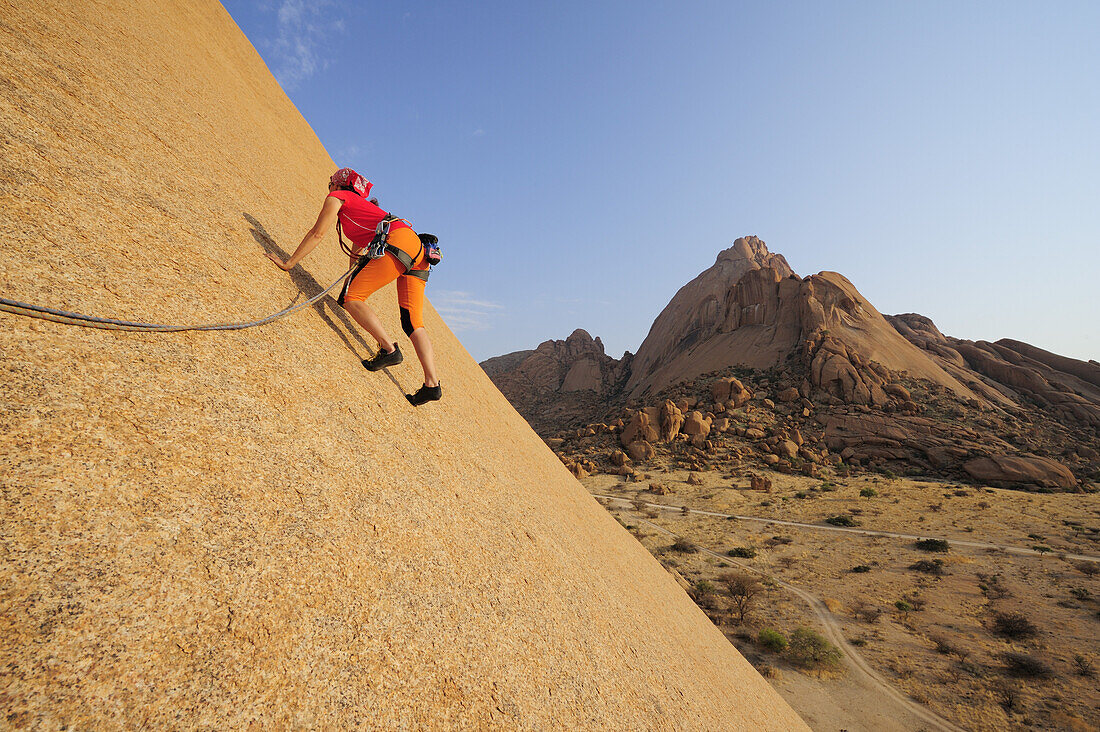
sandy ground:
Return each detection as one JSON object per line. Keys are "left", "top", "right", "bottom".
{"left": 584, "top": 469, "right": 1100, "bottom": 732}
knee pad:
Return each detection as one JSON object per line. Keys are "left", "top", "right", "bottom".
{"left": 400, "top": 307, "right": 415, "bottom": 336}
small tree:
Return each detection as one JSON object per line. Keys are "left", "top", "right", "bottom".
{"left": 914, "top": 538, "right": 950, "bottom": 552}
{"left": 758, "top": 628, "right": 788, "bottom": 653}
{"left": 787, "top": 628, "right": 842, "bottom": 668}
{"left": 1073, "top": 654, "right": 1094, "bottom": 677}
{"left": 722, "top": 572, "right": 762, "bottom": 625}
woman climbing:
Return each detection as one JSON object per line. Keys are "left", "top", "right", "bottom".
{"left": 265, "top": 167, "right": 442, "bottom": 405}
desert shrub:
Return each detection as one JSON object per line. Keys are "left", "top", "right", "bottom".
{"left": 758, "top": 628, "right": 788, "bottom": 653}
{"left": 995, "top": 681, "right": 1018, "bottom": 711}
{"left": 976, "top": 572, "right": 1011, "bottom": 599}
{"left": 859, "top": 487, "right": 877, "bottom": 497}
{"left": 795, "top": 490, "right": 809, "bottom": 499}
{"left": 848, "top": 637, "right": 867, "bottom": 647}
{"left": 787, "top": 628, "right": 842, "bottom": 668}
{"left": 694, "top": 580, "right": 717, "bottom": 595}
{"left": 1070, "top": 587, "right": 1091, "bottom": 601}
{"left": 1002, "top": 651, "right": 1053, "bottom": 678}
{"left": 992, "top": 612, "right": 1038, "bottom": 639}
{"left": 755, "top": 663, "right": 780, "bottom": 679}
{"left": 894, "top": 600, "right": 913, "bottom": 613}
{"left": 727, "top": 546, "right": 757, "bottom": 559}
{"left": 851, "top": 599, "right": 882, "bottom": 623}
{"left": 851, "top": 565, "right": 872, "bottom": 573}
{"left": 671, "top": 538, "right": 698, "bottom": 553}
{"left": 931, "top": 636, "right": 956, "bottom": 655}
{"left": 910, "top": 558, "right": 946, "bottom": 576}
{"left": 1032, "top": 544, "right": 1052, "bottom": 555}
{"left": 1073, "top": 654, "right": 1094, "bottom": 677}
{"left": 825, "top": 515, "right": 857, "bottom": 527}
{"left": 765, "top": 535, "right": 793, "bottom": 547}
{"left": 914, "top": 538, "right": 950, "bottom": 552}
{"left": 1074, "top": 561, "right": 1099, "bottom": 577}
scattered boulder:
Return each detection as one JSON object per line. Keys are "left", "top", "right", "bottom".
{"left": 776, "top": 440, "right": 798, "bottom": 460}
{"left": 750, "top": 474, "right": 772, "bottom": 491}
{"left": 686, "top": 472, "right": 703, "bottom": 485}
{"left": 682, "top": 411, "right": 712, "bottom": 437}
{"left": 659, "top": 400, "right": 685, "bottom": 441}
{"left": 777, "top": 387, "right": 800, "bottom": 403}
{"left": 963, "top": 454, "right": 1076, "bottom": 490}
{"left": 621, "top": 411, "right": 659, "bottom": 447}
{"left": 626, "top": 440, "right": 656, "bottom": 462}
{"left": 883, "top": 383, "right": 911, "bottom": 402}
{"left": 649, "top": 483, "right": 673, "bottom": 495}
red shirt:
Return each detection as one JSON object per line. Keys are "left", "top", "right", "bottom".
{"left": 327, "top": 190, "right": 411, "bottom": 250}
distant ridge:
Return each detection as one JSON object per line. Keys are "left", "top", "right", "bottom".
{"left": 483, "top": 237, "right": 1098, "bottom": 488}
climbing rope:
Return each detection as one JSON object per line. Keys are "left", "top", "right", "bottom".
{"left": 0, "top": 264, "right": 357, "bottom": 332}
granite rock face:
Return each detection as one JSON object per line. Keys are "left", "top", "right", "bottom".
{"left": 888, "top": 314, "right": 1100, "bottom": 429}
{"left": 481, "top": 329, "right": 632, "bottom": 431}
{"left": 0, "top": 2, "right": 807, "bottom": 729}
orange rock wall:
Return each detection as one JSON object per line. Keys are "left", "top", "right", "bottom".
{"left": 0, "top": 1, "right": 805, "bottom": 728}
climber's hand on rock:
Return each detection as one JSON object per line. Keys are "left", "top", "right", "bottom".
{"left": 266, "top": 252, "right": 291, "bottom": 271}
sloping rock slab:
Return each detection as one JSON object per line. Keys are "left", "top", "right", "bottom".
{"left": 963, "top": 455, "right": 1076, "bottom": 490}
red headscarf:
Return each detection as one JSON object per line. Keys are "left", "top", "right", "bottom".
{"left": 330, "top": 167, "right": 372, "bottom": 197}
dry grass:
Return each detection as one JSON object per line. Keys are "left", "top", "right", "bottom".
{"left": 586, "top": 467, "right": 1100, "bottom": 732}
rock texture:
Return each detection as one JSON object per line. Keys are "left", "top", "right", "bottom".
{"left": 0, "top": 2, "right": 806, "bottom": 729}
{"left": 888, "top": 314, "right": 1100, "bottom": 428}
{"left": 627, "top": 242, "right": 976, "bottom": 402}
{"left": 481, "top": 328, "right": 631, "bottom": 431}
{"left": 626, "top": 237, "right": 795, "bottom": 394}
{"left": 484, "top": 238, "right": 1095, "bottom": 489}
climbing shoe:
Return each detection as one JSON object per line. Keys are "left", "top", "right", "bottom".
{"left": 406, "top": 383, "right": 442, "bottom": 406}
{"left": 362, "top": 344, "right": 403, "bottom": 371}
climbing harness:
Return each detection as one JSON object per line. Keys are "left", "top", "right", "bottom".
{"left": 335, "top": 211, "right": 441, "bottom": 306}
{"left": 0, "top": 263, "right": 358, "bottom": 332}
{"left": 336, "top": 213, "right": 437, "bottom": 283}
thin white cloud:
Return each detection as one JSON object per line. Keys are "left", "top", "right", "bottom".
{"left": 471, "top": 128, "right": 486, "bottom": 137}
{"left": 431, "top": 290, "right": 503, "bottom": 332}
{"left": 267, "top": 0, "right": 344, "bottom": 89}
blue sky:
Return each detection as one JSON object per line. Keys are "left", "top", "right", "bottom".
{"left": 223, "top": 1, "right": 1099, "bottom": 363}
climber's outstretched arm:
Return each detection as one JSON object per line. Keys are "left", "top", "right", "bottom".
{"left": 266, "top": 196, "right": 342, "bottom": 271}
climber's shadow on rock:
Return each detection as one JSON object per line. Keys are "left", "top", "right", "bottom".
{"left": 244, "top": 213, "right": 404, "bottom": 392}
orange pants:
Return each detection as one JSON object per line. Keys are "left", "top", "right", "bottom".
{"left": 343, "top": 227, "right": 429, "bottom": 334}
